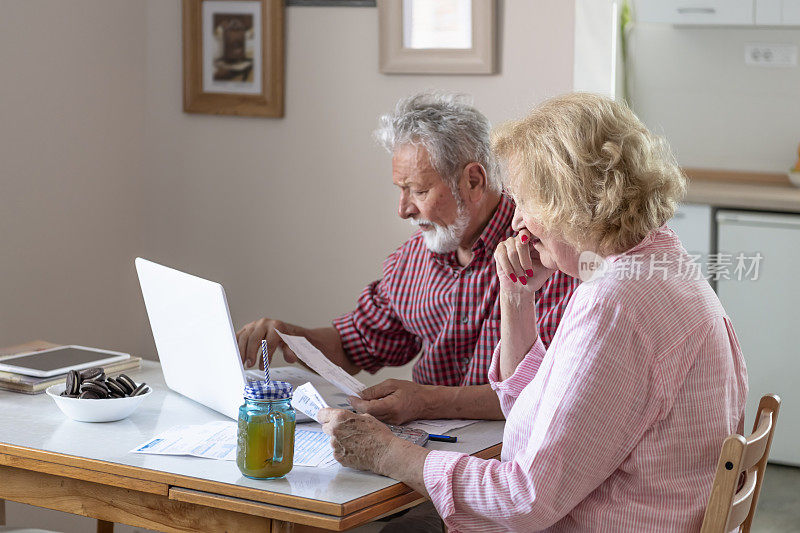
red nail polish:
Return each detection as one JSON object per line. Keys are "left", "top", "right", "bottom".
{"left": 526, "top": 269, "right": 534, "bottom": 277}
{"left": 520, "top": 276, "right": 528, "bottom": 285}
{"left": 509, "top": 273, "right": 517, "bottom": 282}
{"left": 521, "top": 235, "right": 528, "bottom": 243}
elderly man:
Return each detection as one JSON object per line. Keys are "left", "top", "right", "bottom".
{"left": 237, "top": 93, "right": 577, "bottom": 423}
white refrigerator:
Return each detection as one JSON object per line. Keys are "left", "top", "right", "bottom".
{"left": 716, "top": 210, "right": 800, "bottom": 466}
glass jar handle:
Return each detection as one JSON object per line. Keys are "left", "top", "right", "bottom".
{"left": 268, "top": 411, "right": 284, "bottom": 464}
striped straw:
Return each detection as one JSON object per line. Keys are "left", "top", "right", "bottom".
{"left": 260, "top": 340, "right": 270, "bottom": 382}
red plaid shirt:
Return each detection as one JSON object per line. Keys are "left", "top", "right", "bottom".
{"left": 332, "top": 196, "right": 578, "bottom": 386}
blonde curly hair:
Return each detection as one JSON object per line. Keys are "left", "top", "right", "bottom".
{"left": 492, "top": 93, "right": 686, "bottom": 256}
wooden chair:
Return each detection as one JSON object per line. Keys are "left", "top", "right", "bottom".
{"left": 700, "top": 394, "right": 781, "bottom": 533}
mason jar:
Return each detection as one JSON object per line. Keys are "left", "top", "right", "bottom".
{"left": 236, "top": 380, "right": 295, "bottom": 479}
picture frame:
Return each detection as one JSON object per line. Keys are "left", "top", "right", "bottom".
{"left": 183, "top": 0, "right": 284, "bottom": 117}
{"left": 378, "top": 0, "right": 496, "bottom": 75}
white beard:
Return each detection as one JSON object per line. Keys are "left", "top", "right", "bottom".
{"left": 410, "top": 207, "right": 470, "bottom": 254}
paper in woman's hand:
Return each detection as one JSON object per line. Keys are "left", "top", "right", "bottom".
{"left": 291, "top": 382, "right": 329, "bottom": 423}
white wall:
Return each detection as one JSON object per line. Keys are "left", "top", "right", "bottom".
{"left": 627, "top": 22, "right": 800, "bottom": 172}
{"left": 574, "top": 0, "right": 619, "bottom": 97}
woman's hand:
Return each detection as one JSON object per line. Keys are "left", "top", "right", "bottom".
{"left": 495, "top": 229, "right": 555, "bottom": 380}
{"left": 494, "top": 229, "right": 555, "bottom": 294}
{"left": 318, "top": 408, "right": 398, "bottom": 473}
{"left": 318, "top": 408, "right": 432, "bottom": 496}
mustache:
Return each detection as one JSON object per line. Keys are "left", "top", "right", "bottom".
{"left": 409, "top": 218, "right": 437, "bottom": 228}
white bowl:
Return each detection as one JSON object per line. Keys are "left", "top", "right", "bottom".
{"left": 46, "top": 384, "right": 151, "bottom": 422}
{"left": 789, "top": 171, "right": 800, "bottom": 188}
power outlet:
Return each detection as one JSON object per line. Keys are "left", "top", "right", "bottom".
{"left": 745, "top": 43, "right": 798, "bottom": 67}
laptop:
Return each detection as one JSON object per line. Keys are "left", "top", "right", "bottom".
{"left": 135, "top": 258, "right": 432, "bottom": 445}
{"left": 135, "top": 258, "right": 249, "bottom": 419}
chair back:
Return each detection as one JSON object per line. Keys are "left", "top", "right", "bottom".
{"left": 700, "top": 394, "right": 781, "bottom": 533}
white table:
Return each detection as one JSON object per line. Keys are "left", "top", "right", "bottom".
{"left": 0, "top": 361, "right": 504, "bottom": 532}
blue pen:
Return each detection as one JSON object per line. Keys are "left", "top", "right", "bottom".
{"left": 428, "top": 434, "right": 457, "bottom": 443}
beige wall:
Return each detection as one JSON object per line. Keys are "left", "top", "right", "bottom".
{"left": 0, "top": 0, "right": 576, "bottom": 381}
{"left": 0, "top": 1, "right": 149, "bottom": 531}
{"left": 0, "top": 0, "right": 574, "bottom": 366}
{"left": 0, "top": 0, "right": 147, "bottom": 356}
{"left": 141, "top": 1, "right": 574, "bottom": 384}
{"left": 2, "top": 1, "right": 573, "bottom": 530}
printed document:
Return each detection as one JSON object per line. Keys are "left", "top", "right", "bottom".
{"left": 276, "top": 331, "right": 366, "bottom": 397}
{"left": 131, "top": 421, "right": 339, "bottom": 468}
{"left": 294, "top": 428, "right": 337, "bottom": 468}
{"left": 406, "top": 418, "right": 477, "bottom": 434}
{"left": 130, "top": 420, "right": 238, "bottom": 461}
{"left": 291, "top": 382, "right": 329, "bottom": 423}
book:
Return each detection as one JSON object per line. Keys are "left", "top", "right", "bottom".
{"left": 0, "top": 356, "right": 143, "bottom": 394}
{"left": 0, "top": 340, "right": 143, "bottom": 394}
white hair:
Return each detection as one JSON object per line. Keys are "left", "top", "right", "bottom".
{"left": 374, "top": 92, "right": 501, "bottom": 195}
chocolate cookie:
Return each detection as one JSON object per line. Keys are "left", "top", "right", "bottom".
{"left": 117, "top": 374, "right": 136, "bottom": 394}
{"left": 131, "top": 383, "right": 149, "bottom": 397}
{"left": 81, "top": 381, "right": 109, "bottom": 398}
{"left": 80, "top": 367, "right": 104, "bottom": 380}
{"left": 63, "top": 367, "right": 147, "bottom": 400}
{"left": 83, "top": 378, "right": 110, "bottom": 392}
{"left": 106, "top": 378, "right": 126, "bottom": 397}
{"left": 65, "top": 369, "right": 81, "bottom": 395}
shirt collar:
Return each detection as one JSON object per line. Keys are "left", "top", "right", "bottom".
{"left": 606, "top": 224, "right": 669, "bottom": 263}
{"left": 472, "top": 194, "right": 515, "bottom": 256}
{"left": 428, "top": 195, "right": 515, "bottom": 267}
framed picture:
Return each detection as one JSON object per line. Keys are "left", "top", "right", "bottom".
{"left": 378, "top": 0, "right": 495, "bottom": 74}
{"left": 183, "top": 0, "right": 284, "bottom": 117}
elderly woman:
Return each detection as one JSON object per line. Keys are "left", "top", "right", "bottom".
{"left": 318, "top": 93, "right": 747, "bottom": 532}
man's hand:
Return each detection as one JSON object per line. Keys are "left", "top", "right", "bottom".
{"left": 348, "top": 379, "right": 431, "bottom": 425}
{"left": 236, "top": 320, "right": 359, "bottom": 374}
{"left": 236, "top": 317, "right": 298, "bottom": 368}
{"left": 318, "top": 408, "right": 398, "bottom": 473}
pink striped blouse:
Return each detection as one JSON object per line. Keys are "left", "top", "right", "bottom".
{"left": 423, "top": 227, "right": 748, "bottom": 532}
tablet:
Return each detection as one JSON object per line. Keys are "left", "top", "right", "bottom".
{"left": 0, "top": 345, "right": 130, "bottom": 378}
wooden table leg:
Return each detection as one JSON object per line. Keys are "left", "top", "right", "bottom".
{"left": 0, "top": 499, "right": 5, "bottom": 526}
{"left": 96, "top": 519, "right": 114, "bottom": 533}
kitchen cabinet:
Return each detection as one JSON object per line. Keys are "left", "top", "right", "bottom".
{"left": 756, "top": 0, "right": 800, "bottom": 24}
{"left": 668, "top": 203, "right": 713, "bottom": 257}
{"left": 636, "top": 0, "right": 800, "bottom": 25}
{"left": 784, "top": 0, "right": 800, "bottom": 23}
{"left": 716, "top": 210, "right": 800, "bottom": 465}
{"left": 636, "top": 0, "right": 755, "bottom": 25}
